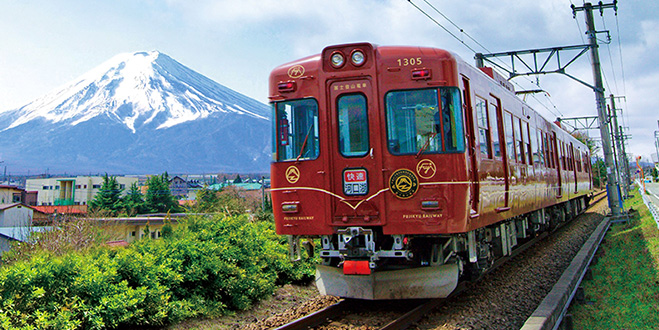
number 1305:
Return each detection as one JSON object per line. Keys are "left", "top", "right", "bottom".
{"left": 397, "top": 57, "right": 422, "bottom": 66}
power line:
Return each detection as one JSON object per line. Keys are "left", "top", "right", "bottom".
{"left": 407, "top": 0, "right": 563, "bottom": 117}
{"left": 407, "top": 0, "right": 479, "bottom": 54}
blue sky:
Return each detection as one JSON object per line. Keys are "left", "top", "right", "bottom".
{"left": 1, "top": 0, "right": 657, "bottom": 161}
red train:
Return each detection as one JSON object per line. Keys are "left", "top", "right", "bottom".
{"left": 269, "top": 43, "right": 593, "bottom": 299}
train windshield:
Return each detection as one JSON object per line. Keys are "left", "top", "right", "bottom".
{"left": 273, "top": 99, "right": 320, "bottom": 161}
{"left": 338, "top": 94, "right": 369, "bottom": 157}
{"left": 385, "top": 88, "right": 465, "bottom": 155}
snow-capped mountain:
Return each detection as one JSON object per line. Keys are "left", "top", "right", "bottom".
{"left": 0, "top": 51, "right": 272, "bottom": 174}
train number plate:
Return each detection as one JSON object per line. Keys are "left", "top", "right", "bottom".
{"left": 343, "top": 168, "right": 368, "bottom": 196}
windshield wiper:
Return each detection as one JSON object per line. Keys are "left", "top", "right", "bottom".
{"left": 296, "top": 124, "right": 314, "bottom": 162}
{"left": 416, "top": 132, "right": 437, "bottom": 158}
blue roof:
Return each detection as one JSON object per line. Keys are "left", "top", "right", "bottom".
{"left": 0, "top": 226, "right": 56, "bottom": 242}
{"left": 208, "top": 182, "right": 263, "bottom": 191}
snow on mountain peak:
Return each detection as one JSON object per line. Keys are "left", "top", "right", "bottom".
{"left": 3, "top": 51, "right": 268, "bottom": 133}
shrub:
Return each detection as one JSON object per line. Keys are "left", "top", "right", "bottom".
{"left": 0, "top": 213, "right": 315, "bottom": 329}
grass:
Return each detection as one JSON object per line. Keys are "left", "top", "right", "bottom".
{"left": 569, "top": 190, "right": 659, "bottom": 329}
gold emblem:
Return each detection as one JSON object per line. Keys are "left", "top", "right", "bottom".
{"left": 288, "top": 65, "right": 305, "bottom": 79}
{"left": 416, "top": 159, "right": 436, "bottom": 179}
{"left": 389, "top": 169, "right": 419, "bottom": 199}
{"left": 285, "top": 165, "right": 300, "bottom": 184}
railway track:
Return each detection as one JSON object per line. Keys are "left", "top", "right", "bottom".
{"left": 275, "top": 191, "right": 608, "bottom": 330}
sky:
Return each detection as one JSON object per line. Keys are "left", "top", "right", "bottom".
{"left": 1, "top": 0, "right": 658, "bottom": 162}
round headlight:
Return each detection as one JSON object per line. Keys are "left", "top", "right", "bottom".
{"left": 351, "top": 50, "right": 365, "bottom": 66}
{"left": 331, "top": 52, "right": 345, "bottom": 68}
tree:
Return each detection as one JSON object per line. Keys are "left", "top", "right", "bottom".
{"left": 571, "top": 131, "right": 599, "bottom": 154}
{"left": 234, "top": 174, "right": 243, "bottom": 184}
{"left": 144, "top": 173, "right": 182, "bottom": 213}
{"left": 89, "top": 173, "right": 123, "bottom": 215}
{"left": 195, "top": 188, "right": 220, "bottom": 212}
{"left": 123, "top": 182, "right": 146, "bottom": 216}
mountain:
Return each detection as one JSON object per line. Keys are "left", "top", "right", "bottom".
{"left": 0, "top": 51, "right": 272, "bottom": 174}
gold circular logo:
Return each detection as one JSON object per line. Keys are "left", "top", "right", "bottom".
{"left": 389, "top": 169, "right": 419, "bottom": 199}
{"left": 285, "top": 165, "right": 300, "bottom": 184}
{"left": 287, "top": 65, "right": 305, "bottom": 79}
{"left": 416, "top": 159, "right": 437, "bottom": 179}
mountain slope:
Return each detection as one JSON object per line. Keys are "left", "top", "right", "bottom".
{"left": 0, "top": 51, "right": 271, "bottom": 174}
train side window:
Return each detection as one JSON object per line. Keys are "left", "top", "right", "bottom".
{"left": 504, "top": 111, "right": 515, "bottom": 161}
{"left": 385, "top": 88, "right": 464, "bottom": 155}
{"left": 338, "top": 94, "right": 369, "bottom": 157}
{"left": 514, "top": 116, "right": 524, "bottom": 163}
{"left": 524, "top": 122, "right": 533, "bottom": 165}
{"left": 489, "top": 101, "right": 501, "bottom": 158}
{"left": 475, "top": 96, "right": 492, "bottom": 158}
{"left": 534, "top": 129, "right": 543, "bottom": 166}
{"left": 273, "top": 98, "right": 320, "bottom": 162}
{"left": 440, "top": 88, "right": 465, "bottom": 152}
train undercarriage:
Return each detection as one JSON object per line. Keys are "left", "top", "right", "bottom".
{"left": 290, "top": 196, "right": 590, "bottom": 300}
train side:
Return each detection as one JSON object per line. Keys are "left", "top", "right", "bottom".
{"left": 269, "top": 43, "right": 593, "bottom": 299}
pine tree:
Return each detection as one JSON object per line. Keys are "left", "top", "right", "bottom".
{"left": 144, "top": 173, "right": 181, "bottom": 213}
{"left": 123, "top": 182, "right": 146, "bottom": 216}
{"left": 89, "top": 173, "right": 124, "bottom": 215}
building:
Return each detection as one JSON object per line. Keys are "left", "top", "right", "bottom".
{"left": 0, "top": 185, "right": 37, "bottom": 205}
{"left": 0, "top": 203, "right": 51, "bottom": 253}
{"left": 89, "top": 216, "right": 178, "bottom": 243}
{"left": 32, "top": 205, "right": 88, "bottom": 224}
{"left": 169, "top": 176, "right": 188, "bottom": 198}
{"left": 26, "top": 176, "right": 138, "bottom": 206}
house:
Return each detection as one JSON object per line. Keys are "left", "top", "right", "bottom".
{"left": 26, "top": 176, "right": 138, "bottom": 206}
{"left": 32, "top": 205, "right": 88, "bottom": 224}
{"left": 88, "top": 216, "right": 178, "bottom": 243}
{"left": 0, "top": 203, "right": 34, "bottom": 227}
{"left": 0, "top": 185, "right": 37, "bottom": 205}
{"left": 0, "top": 203, "right": 50, "bottom": 253}
{"left": 169, "top": 176, "right": 188, "bottom": 198}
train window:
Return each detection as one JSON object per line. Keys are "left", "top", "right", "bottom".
{"left": 273, "top": 99, "right": 320, "bottom": 162}
{"left": 475, "top": 96, "right": 492, "bottom": 158}
{"left": 504, "top": 112, "right": 515, "bottom": 161}
{"left": 385, "top": 88, "right": 464, "bottom": 155}
{"left": 534, "top": 129, "right": 543, "bottom": 166}
{"left": 338, "top": 94, "right": 369, "bottom": 157}
{"left": 489, "top": 101, "right": 501, "bottom": 158}
{"left": 440, "top": 88, "right": 465, "bottom": 152}
{"left": 514, "top": 117, "right": 524, "bottom": 163}
{"left": 524, "top": 122, "right": 533, "bottom": 165}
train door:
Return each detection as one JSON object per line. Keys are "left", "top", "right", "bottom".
{"left": 553, "top": 132, "right": 562, "bottom": 198}
{"left": 328, "top": 79, "right": 384, "bottom": 226}
{"left": 491, "top": 96, "right": 510, "bottom": 211}
{"left": 571, "top": 143, "right": 578, "bottom": 194}
{"left": 462, "top": 77, "right": 479, "bottom": 215}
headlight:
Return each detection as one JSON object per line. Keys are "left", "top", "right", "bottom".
{"left": 351, "top": 50, "right": 365, "bottom": 66}
{"left": 331, "top": 52, "right": 345, "bottom": 68}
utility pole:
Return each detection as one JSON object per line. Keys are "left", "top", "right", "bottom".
{"left": 610, "top": 94, "right": 630, "bottom": 197}
{"left": 573, "top": 1, "right": 622, "bottom": 216}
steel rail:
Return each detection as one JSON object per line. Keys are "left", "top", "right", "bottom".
{"left": 521, "top": 191, "right": 609, "bottom": 330}
{"left": 276, "top": 191, "right": 607, "bottom": 330}
{"left": 274, "top": 299, "right": 352, "bottom": 330}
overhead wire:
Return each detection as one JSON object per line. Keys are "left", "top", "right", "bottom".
{"left": 407, "top": 0, "right": 564, "bottom": 117}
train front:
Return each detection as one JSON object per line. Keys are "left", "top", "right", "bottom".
{"left": 269, "top": 43, "right": 470, "bottom": 299}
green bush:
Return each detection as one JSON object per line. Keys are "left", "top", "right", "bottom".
{"left": 0, "top": 213, "right": 315, "bottom": 329}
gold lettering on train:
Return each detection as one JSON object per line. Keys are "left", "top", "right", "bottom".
{"left": 402, "top": 214, "right": 442, "bottom": 219}
{"left": 416, "top": 159, "right": 437, "bottom": 179}
{"left": 285, "top": 165, "right": 300, "bottom": 184}
{"left": 284, "top": 216, "right": 315, "bottom": 221}
{"left": 333, "top": 82, "right": 367, "bottom": 91}
{"left": 287, "top": 65, "right": 305, "bottom": 78}
{"left": 396, "top": 57, "right": 423, "bottom": 66}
